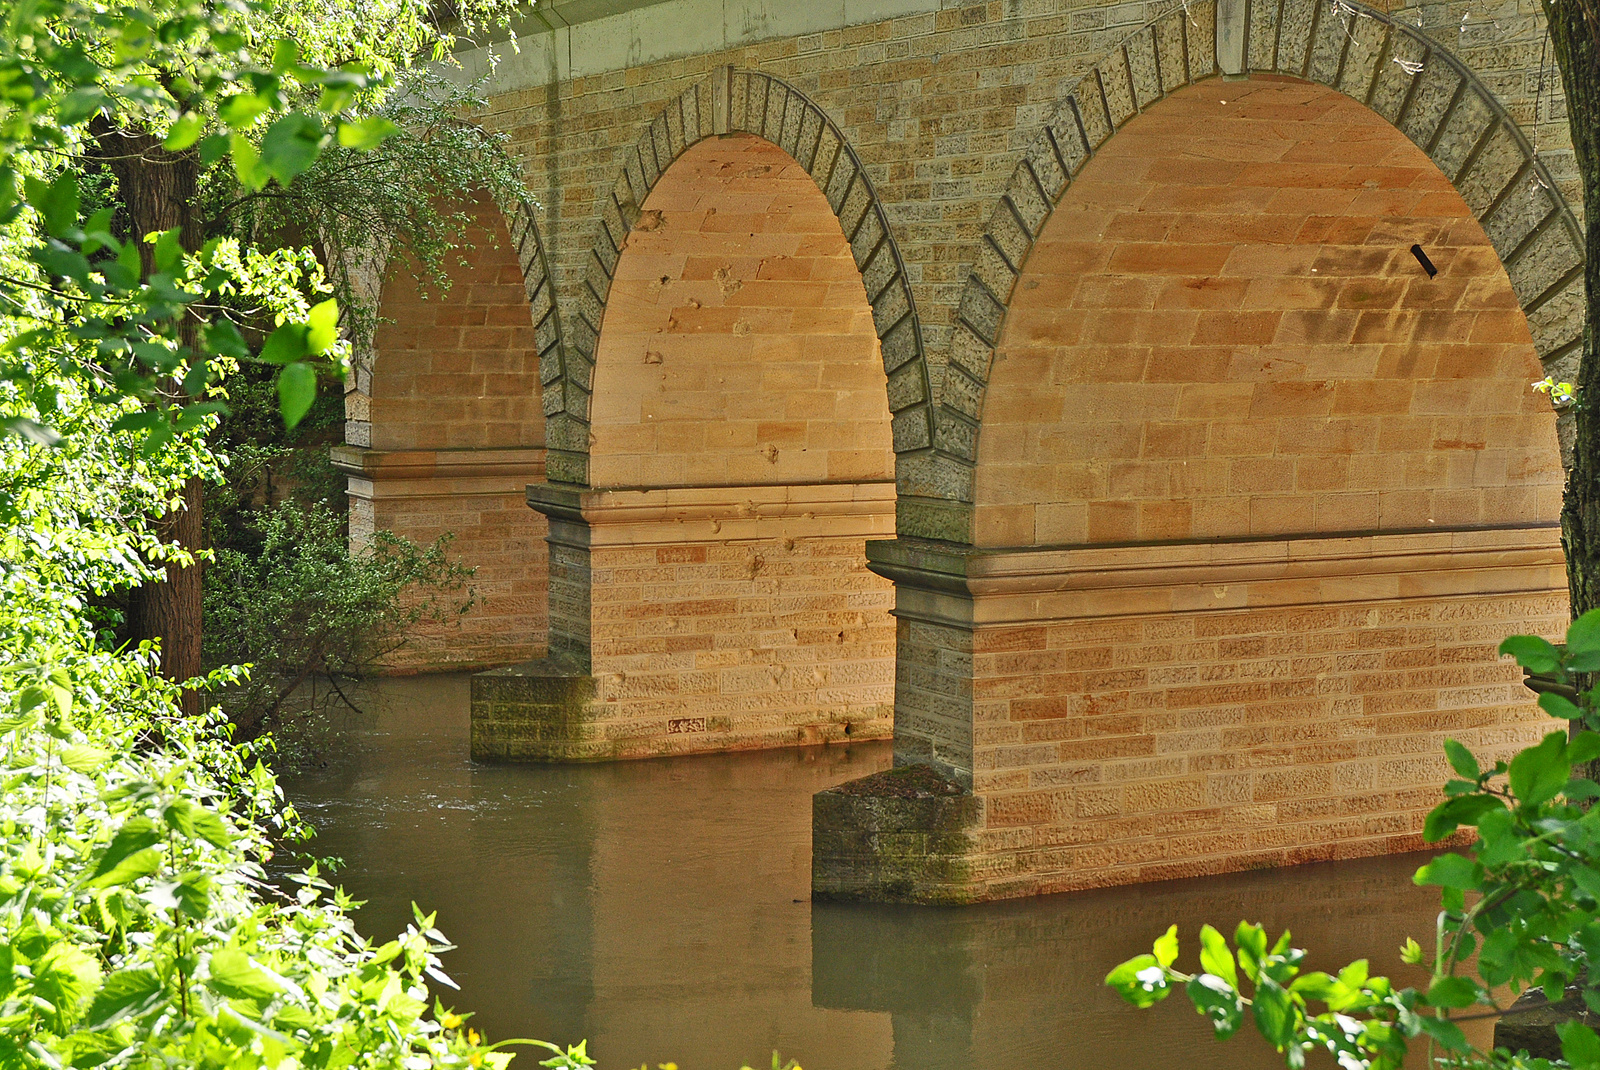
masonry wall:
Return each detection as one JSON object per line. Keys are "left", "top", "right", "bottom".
{"left": 968, "top": 587, "right": 1567, "bottom": 894}
{"left": 590, "top": 134, "right": 895, "bottom": 489}
{"left": 583, "top": 528, "right": 896, "bottom": 753}
{"left": 465, "top": 0, "right": 1578, "bottom": 395}
{"left": 347, "top": 199, "right": 551, "bottom": 671}
{"left": 974, "top": 77, "right": 1564, "bottom": 546}
{"left": 537, "top": 130, "right": 902, "bottom": 752}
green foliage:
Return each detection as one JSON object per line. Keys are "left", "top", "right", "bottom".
{"left": 0, "top": 0, "right": 406, "bottom": 440}
{"left": 202, "top": 500, "right": 473, "bottom": 739}
{"left": 1107, "top": 608, "right": 1600, "bottom": 1068}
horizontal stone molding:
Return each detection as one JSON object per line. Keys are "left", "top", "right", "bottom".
{"left": 525, "top": 480, "right": 896, "bottom": 546}
{"left": 870, "top": 526, "right": 1565, "bottom": 627}
{"left": 332, "top": 445, "right": 547, "bottom": 500}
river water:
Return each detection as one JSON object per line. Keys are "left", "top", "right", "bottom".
{"left": 280, "top": 674, "right": 1488, "bottom": 1070}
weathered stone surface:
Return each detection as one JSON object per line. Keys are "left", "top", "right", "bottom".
{"left": 1493, "top": 987, "right": 1600, "bottom": 1061}
{"left": 812, "top": 765, "right": 985, "bottom": 904}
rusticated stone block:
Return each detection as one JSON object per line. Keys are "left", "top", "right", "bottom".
{"left": 470, "top": 659, "right": 602, "bottom": 761}
{"left": 812, "top": 764, "right": 985, "bottom": 904}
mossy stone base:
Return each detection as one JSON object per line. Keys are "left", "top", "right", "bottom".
{"left": 469, "top": 660, "right": 604, "bottom": 761}
{"left": 812, "top": 764, "right": 984, "bottom": 904}
{"left": 1494, "top": 987, "right": 1600, "bottom": 1060}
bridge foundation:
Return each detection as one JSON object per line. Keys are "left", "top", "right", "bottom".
{"left": 470, "top": 480, "right": 896, "bottom": 761}
{"left": 813, "top": 530, "right": 1567, "bottom": 902}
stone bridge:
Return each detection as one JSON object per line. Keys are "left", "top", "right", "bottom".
{"left": 336, "top": 0, "right": 1584, "bottom": 901}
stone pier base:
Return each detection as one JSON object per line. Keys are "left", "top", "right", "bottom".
{"left": 812, "top": 764, "right": 985, "bottom": 904}
{"left": 470, "top": 660, "right": 599, "bottom": 761}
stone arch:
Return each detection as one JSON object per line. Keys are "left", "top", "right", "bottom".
{"left": 922, "top": 0, "right": 1586, "bottom": 544}
{"left": 544, "top": 67, "right": 934, "bottom": 499}
{"left": 335, "top": 192, "right": 564, "bottom": 670}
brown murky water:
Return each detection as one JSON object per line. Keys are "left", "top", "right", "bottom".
{"left": 280, "top": 674, "right": 1487, "bottom": 1070}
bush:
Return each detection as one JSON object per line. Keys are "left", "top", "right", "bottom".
{"left": 203, "top": 500, "right": 474, "bottom": 741}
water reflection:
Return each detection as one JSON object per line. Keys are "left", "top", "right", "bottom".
{"left": 281, "top": 674, "right": 1480, "bottom": 1070}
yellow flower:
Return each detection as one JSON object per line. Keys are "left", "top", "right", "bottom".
{"left": 441, "top": 1013, "right": 464, "bottom": 1030}
{"left": 467, "top": 1030, "right": 480, "bottom": 1046}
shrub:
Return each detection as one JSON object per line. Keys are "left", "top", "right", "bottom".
{"left": 202, "top": 501, "right": 474, "bottom": 740}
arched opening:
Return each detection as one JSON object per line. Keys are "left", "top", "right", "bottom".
{"left": 975, "top": 76, "right": 1561, "bottom": 547}
{"left": 339, "top": 195, "right": 550, "bottom": 671}
{"left": 565, "top": 132, "right": 898, "bottom": 755}
{"left": 590, "top": 134, "right": 894, "bottom": 488}
{"left": 941, "top": 76, "right": 1566, "bottom": 893}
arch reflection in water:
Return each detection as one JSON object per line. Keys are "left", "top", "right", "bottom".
{"left": 282, "top": 675, "right": 1481, "bottom": 1070}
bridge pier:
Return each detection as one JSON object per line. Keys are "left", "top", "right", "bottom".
{"left": 470, "top": 481, "right": 896, "bottom": 761}
{"left": 813, "top": 532, "right": 1566, "bottom": 902}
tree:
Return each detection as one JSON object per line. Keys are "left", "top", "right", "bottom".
{"left": 1554, "top": 1, "right": 1600, "bottom": 617}
{"left": 48, "top": 0, "right": 523, "bottom": 712}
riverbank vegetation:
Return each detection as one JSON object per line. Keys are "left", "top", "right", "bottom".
{"left": 0, "top": 0, "right": 592, "bottom": 1066}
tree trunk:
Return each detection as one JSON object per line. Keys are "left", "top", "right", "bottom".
{"left": 1555, "top": 0, "right": 1600, "bottom": 622}
{"left": 97, "top": 127, "right": 207, "bottom": 715}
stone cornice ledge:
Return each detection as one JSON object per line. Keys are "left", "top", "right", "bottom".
{"left": 328, "top": 444, "right": 547, "bottom": 489}
{"left": 869, "top": 526, "right": 1567, "bottom": 627}
{"left": 526, "top": 481, "right": 896, "bottom": 546}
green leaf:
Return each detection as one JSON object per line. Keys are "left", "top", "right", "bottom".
{"left": 206, "top": 945, "right": 280, "bottom": 1001}
{"left": 1426, "top": 976, "right": 1480, "bottom": 1009}
{"left": 199, "top": 133, "right": 231, "bottom": 166}
{"left": 85, "top": 818, "right": 162, "bottom": 886}
{"left": 164, "top": 112, "right": 205, "bottom": 150}
{"left": 258, "top": 113, "right": 327, "bottom": 187}
{"left": 1564, "top": 1022, "right": 1600, "bottom": 1070}
{"left": 182, "top": 360, "right": 210, "bottom": 398}
{"left": 1250, "top": 980, "right": 1295, "bottom": 1049}
{"left": 1153, "top": 925, "right": 1179, "bottom": 968}
{"left": 1106, "top": 954, "right": 1171, "bottom": 1009}
{"left": 1500, "top": 634, "right": 1561, "bottom": 673}
{"left": 336, "top": 116, "right": 398, "bottom": 150}
{"left": 1442, "top": 739, "right": 1480, "bottom": 779}
{"left": 163, "top": 799, "right": 231, "bottom": 849}
{"left": 1417, "top": 1016, "right": 1469, "bottom": 1052}
{"left": 276, "top": 362, "right": 317, "bottom": 430}
{"left": 85, "top": 968, "right": 164, "bottom": 1029}
{"left": 231, "top": 132, "right": 267, "bottom": 189}
{"left": 57, "top": 87, "right": 110, "bottom": 125}
{"left": 1339, "top": 959, "right": 1371, "bottom": 986}
{"left": 258, "top": 322, "right": 310, "bottom": 365}
{"left": 203, "top": 319, "right": 250, "bottom": 361}
{"left": 25, "top": 172, "right": 80, "bottom": 238}
{"left": 1186, "top": 974, "right": 1243, "bottom": 1040}
{"left": 2, "top": 416, "right": 62, "bottom": 446}
{"left": 1235, "top": 922, "right": 1267, "bottom": 984}
{"left": 1540, "top": 691, "right": 1584, "bottom": 720}
{"left": 1198, "top": 924, "right": 1238, "bottom": 988}
{"left": 1423, "top": 793, "right": 1503, "bottom": 842}
{"left": 1570, "top": 610, "right": 1600, "bottom": 659}
{"left": 1288, "top": 971, "right": 1336, "bottom": 999}
{"left": 1572, "top": 731, "right": 1600, "bottom": 765}
{"left": 219, "top": 91, "right": 271, "bottom": 128}
{"left": 305, "top": 298, "right": 339, "bottom": 355}
{"left": 1413, "top": 852, "right": 1481, "bottom": 890}
{"left": 59, "top": 744, "right": 109, "bottom": 772}
{"left": 84, "top": 846, "right": 162, "bottom": 890}
{"left": 271, "top": 39, "right": 300, "bottom": 73}
{"left": 152, "top": 229, "right": 184, "bottom": 273}
{"left": 1509, "top": 731, "right": 1571, "bottom": 806}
